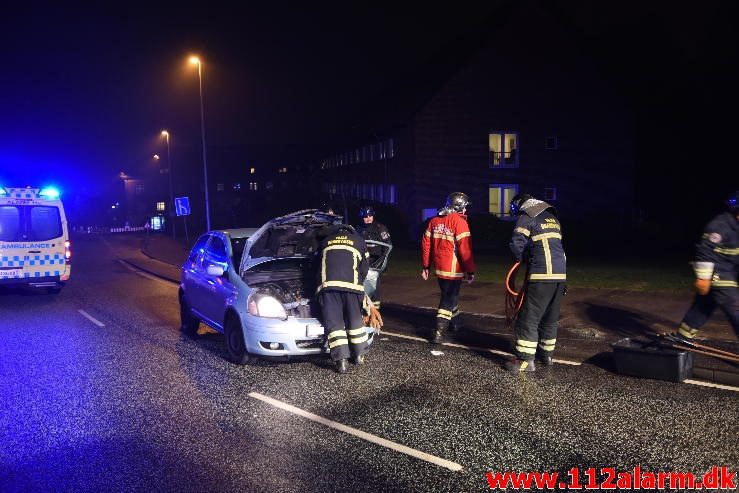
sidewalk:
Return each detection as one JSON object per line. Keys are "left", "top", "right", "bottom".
{"left": 136, "top": 234, "right": 739, "bottom": 386}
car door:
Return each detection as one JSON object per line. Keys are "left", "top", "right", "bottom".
{"left": 183, "top": 234, "right": 211, "bottom": 317}
{"left": 199, "top": 235, "right": 236, "bottom": 327}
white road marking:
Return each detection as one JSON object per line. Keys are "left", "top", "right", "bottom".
{"left": 381, "top": 330, "right": 583, "bottom": 366}
{"left": 78, "top": 309, "right": 105, "bottom": 327}
{"left": 684, "top": 379, "right": 739, "bottom": 393}
{"left": 117, "top": 259, "right": 177, "bottom": 287}
{"left": 248, "top": 392, "right": 463, "bottom": 472}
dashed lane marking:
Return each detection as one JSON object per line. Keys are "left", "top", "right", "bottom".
{"left": 248, "top": 392, "right": 464, "bottom": 472}
{"left": 78, "top": 309, "right": 105, "bottom": 327}
{"left": 380, "top": 330, "right": 583, "bottom": 366}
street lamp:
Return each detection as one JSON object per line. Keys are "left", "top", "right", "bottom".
{"left": 189, "top": 55, "right": 211, "bottom": 231}
{"left": 160, "top": 130, "right": 176, "bottom": 238}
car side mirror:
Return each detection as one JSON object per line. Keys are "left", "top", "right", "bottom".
{"left": 206, "top": 265, "right": 226, "bottom": 277}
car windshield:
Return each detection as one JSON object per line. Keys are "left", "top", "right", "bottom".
{"left": 230, "top": 236, "right": 248, "bottom": 266}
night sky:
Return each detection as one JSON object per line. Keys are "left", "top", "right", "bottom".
{"left": 0, "top": 1, "right": 736, "bottom": 221}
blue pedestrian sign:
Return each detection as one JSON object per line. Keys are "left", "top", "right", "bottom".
{"left": 175, "top": 197, "right": 191, "bottom": 217}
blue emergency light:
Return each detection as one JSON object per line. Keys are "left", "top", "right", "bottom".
{"left": 0, "top": 186, "right": 7, "bottom": 196}
{"left": 39, "top": 187, "right": 61, "bottom": 199}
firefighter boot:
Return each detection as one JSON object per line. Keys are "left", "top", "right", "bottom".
{"left": 431, "top": 319, "right": 449, "bottom": 344}
{"left": 353, "top": 353, "right": 366, "bottom": 365}
{"left": 537, "top": 352, "right": 554, "bottom": 367}
{"left": 505, "top": 358, "right": 536, "bottom": 372}
{"left": 335, "top": 359, "right": 349, "bottom": 374}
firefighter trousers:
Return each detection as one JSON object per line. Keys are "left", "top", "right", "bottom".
{"left": 436, "top": 279, "right": 462, "bottom": 328}
{"left": 514, "top": 282, "right": 566, "bottom": 360}
{"left": 318, "top": 290, "right": 368, "bottom": 361}
{"left": 680, "top": 288, "right": 739, "bottom": 338}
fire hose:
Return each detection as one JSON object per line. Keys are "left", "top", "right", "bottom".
{"left": 505, "top": 261, "right": 529, "bottom": 327}
{"left": 659, "top": 332, "right": 739, "bottom": 364}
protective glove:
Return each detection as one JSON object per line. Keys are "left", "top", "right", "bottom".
{"left": 363, "top": 305, "right": 384, "bottom": 330}
{"left": 694, "top": 278, "right": 711, "bottom": 296}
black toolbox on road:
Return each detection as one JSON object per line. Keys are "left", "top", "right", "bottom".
{"left": 611, "top": 338, "right": 694, "bottom": 383}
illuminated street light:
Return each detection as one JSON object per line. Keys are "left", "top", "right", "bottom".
{"left": 160, "top": 129, "right": 175, "bottom": 238}
{"left": 189, "top": 55, "right": 211, "bottom": 231}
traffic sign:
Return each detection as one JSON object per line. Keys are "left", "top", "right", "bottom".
{"left": 175, "top": 197, "right": 191, "bottom": 217}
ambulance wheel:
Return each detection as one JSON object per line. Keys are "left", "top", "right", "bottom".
{"left": 225, "top": 313, "right": 253, "bottom": 365}
{"left": 179, "top": 291, "right": 200, "bottom": 335}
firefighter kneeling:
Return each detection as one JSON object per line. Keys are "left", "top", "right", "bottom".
{"left": 316, "top": 224, "right": 371, "bottom": 374}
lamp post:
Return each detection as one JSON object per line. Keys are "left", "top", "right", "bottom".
{"left": 189, "top": 56, "right": 211, "bottom": 231}
{"left": 161, "top": 130, "right": 176, "bottom": 238}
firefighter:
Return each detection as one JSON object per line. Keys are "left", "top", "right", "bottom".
{"left": 421, "top": 192, "right": 476, "bottom": 343}
{"left": 356, "top": 205, "right": 392, "bottom": 310}
{"left": 316, "top": 224, "right": 371, "bottom": 373}
{"left": 675, "top": 194, "right": 739, "bottom": 339}
{"left": 505, "top": 193, "right": 567, "bottom": 372}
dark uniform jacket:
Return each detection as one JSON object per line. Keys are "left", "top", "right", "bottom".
{"left": 696, "top": 212, "right": 739, "bottom": 289}
{"left": 316, "top": 226, "right": 369, "bottom": 294}
{"left": 357, "top": 222, "right": 392, "bottom": 268}
{"left": 510, "top": 204, "right": 566, "bottom": 282}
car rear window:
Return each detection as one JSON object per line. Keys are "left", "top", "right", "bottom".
{"left": 0, "top": 206, "right": 22, "bottom": 241}
{"left": 28, "top": 206, "right": 62, "bottom": 241}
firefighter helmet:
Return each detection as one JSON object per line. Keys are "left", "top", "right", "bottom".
{"left": 359, "top": 206, "right": 375, "bottom": 218}
{"left": 509, "top": 193, "right": 533, "bottom": 216}
{"left": 445, "top": 192, "right": 470, "bottom": 213}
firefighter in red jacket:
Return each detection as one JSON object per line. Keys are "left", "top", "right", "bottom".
{"left": 421, "top": 192, "right": 476, "bottom": 343}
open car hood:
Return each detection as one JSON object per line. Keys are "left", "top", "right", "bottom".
{"left": 239, "top": 209, "right": 342, "bottom": 273}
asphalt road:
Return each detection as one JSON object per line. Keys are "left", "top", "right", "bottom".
{"left": 1, "top": 235, "right": 737, "bottom": 492}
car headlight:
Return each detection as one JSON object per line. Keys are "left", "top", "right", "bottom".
{"left": 248, "top": 293, "right": 287, "bottom": 320}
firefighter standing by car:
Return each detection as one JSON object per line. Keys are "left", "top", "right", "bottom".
{"left": 421, "top": 192, "right": 476, "bottom": 343}
{"left": 505, "top": 193, "right": 567, "bottom": 372}
{"left": 675, "top": 194, "right": 739, "bottom": 340}
{"left": 356, "top": 205, "right": 392, "bottom": 310}
{"left": 316, "top": 224, "right": 371, "bottom": 374}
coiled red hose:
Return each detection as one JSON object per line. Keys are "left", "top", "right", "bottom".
{"left": 505, "top": 261, "right": 528, "bottom": 327}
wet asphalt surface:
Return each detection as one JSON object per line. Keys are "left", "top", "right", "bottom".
{"left": 1, "top": 236, "right": 737, "bottom": 492}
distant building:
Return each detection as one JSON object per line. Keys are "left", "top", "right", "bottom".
{"left": 318, "top": 1, "right": 634, "bottom": 239}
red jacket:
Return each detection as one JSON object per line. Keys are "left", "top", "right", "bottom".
{"left": 422, "top": 212, "right": 476, "bottom": 280}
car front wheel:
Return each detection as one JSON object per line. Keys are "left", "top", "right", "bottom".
{"left": 225, "top": 314, "right": 253, "bottom": 365}
{"left": 179, "top": 291, "right": 200, "bottom": 335}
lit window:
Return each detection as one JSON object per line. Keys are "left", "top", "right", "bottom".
{"left": 233, "top": 183, "right": 242, "bottom": 191}
{"left": 278, "top": 167, "right": 288, "bottom": 173}
{"left": 544, "top": 187, "right": 557, "bottom": 201}
{"left": 545, "top": 136, "right": 558, "bottom": 150}
{"left": 249, "top": 182, "right": 258, "bottom": 191}
{"left": 387, "top": 138, "right": 395, "bottom": 158}
{"left": 250, "top": 167, "right": 256, "bottom": 174}
{"left": 489, "top": 132, "right": 519, "bottom": 168}
{"left": 489, "top": 184, "right": 519, "bottom": 217}
{"left": 217, "top": 183, "right": 225, "bottom": 192}
{"left": 156, "top": 201, "right": 166, "bottom": 212}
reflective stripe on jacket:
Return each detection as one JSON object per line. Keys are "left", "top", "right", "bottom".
{"left": 421, "top": 212, "right": 475, "bottom": 280}
{"left": 696, "top": 212, "right": 738, "bottom": 289}
{"left": 510, "top": 211, "right": 566, "bottom": 282}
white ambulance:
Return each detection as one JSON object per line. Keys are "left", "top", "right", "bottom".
{"left": 0, "top": 186, "right": 71, "bottom": 293}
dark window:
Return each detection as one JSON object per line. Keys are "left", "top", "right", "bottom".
{"left": 28, "top": 206, "right": 62, "bottom": 240}
{"left": 545, "top": 136, "right": 558, "bottom": 150}
{"left": 188, "top": 235, "right": 210, "bottom": 262}
{"left": 0, "top": 206, "right": 21, "bottom": 241}
{"left": 208, "top": 236, "right": 228, "bottom": 262}
{"left": 544, "top": 187, "right": 557, "bottom": 201}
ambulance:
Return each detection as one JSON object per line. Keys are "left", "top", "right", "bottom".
{"left": 0, "top": 186, "right": 71, "bottom": 293}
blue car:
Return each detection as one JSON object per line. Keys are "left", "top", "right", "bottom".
{"left": 178, "top": 210, "right": 376, "bottom": 364}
